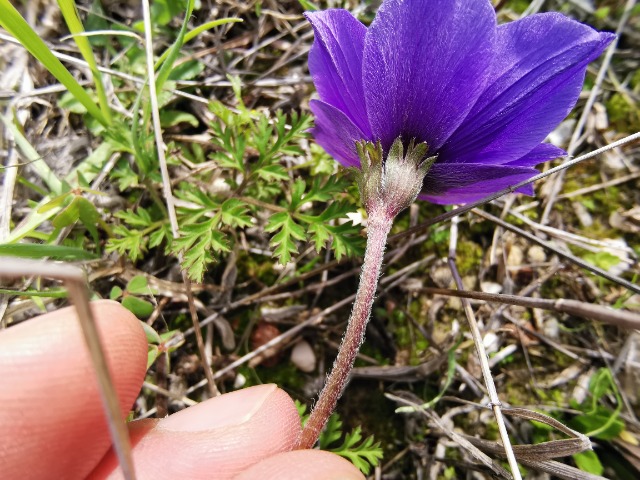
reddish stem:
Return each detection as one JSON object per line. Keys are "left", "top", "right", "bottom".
{"left": 298, "top": 207, "right": 393, "bottom": 449}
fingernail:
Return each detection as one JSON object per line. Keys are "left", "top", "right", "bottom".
{"left": 159, "top": 384, "right": 278, "bottom": 432}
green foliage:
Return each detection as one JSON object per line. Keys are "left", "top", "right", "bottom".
{"left": 51, "top": 195, "right": 103, "bottom": 247}
{"left": 0, "top": 243, "right": 97, "bottom": 261}
{"left": 504, "top": 0, "right": 531, "bottom": 15}
{"left": 101, "top": 91, "right": 360, "bottom": 280}
{"left": 106, "top": 207, "right": 168, "bottom": 263}
{"left": 298, "top": 0, "right": 318, "bottom": 11}
{"left": 318, "top": 412, "right": 384, "bottom": 475}
{"left": 57, "top": 0, "right": 112, "bottom": 123}
{"left": 606, "top": 92, "right": 639, "bottom": 132}
{"left": 0, "top": 0, "right": 109, "bottom": 125}
{"left": 265, "top": 212, "right": 306, "bottom": 265}
{"left": 582, "top": 251, "right": 621, "bottom": 272}
{"left": 140, "top": 320, "right": 183, "bottom": 369}
{"left": 395, "top": 340, "right": 460, "bottom": 412}
{"left": 110, "top": 275, "right": 158, "bottom": 318}
{"left": 569, "top": 368, "right": 624, "bottom": 441}
{"left": 0, "top": 287, "right": 68, "bottom": 298}
{"left": 594, "top": 7, "right": 610, "bottom": 20}
{"left": 206, "top": 97, "right": 363, "bottom": 267}
{"left": 297, "top": 404, "right": 383, "bottom": 475}
{"left": 331, "top": 427, "right": 384, "bottom": 475}
{"left": 149, "top": 0, "right": 188, "bottom": 27}
{"left": 170, "top": 188, "right": 252, "bottom": 281}
{"left": 533, "top": 368, "right": 626, "bottom": 475}
{"left": 573, "top": 450, "right": 604, "bottom": 476}
{"left": 209, "top": 99, "right": 310, "bottom": 187}
{"left": 266, "top": 176, "right": 365, "bottom": 264}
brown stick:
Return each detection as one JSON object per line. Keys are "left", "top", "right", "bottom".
{"left": 421, "top": 287, "right": 640, "bottom": 330}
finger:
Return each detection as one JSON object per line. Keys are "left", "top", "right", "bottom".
{"left": 90, "top": 384, "right": 302, "bottom": 479}
{"left": 0, "top": 300, "right": 147, "bottom": 480}
{"left": 235, "top": 450, "right": 365, "bottom": 480}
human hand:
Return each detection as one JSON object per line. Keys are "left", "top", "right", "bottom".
{"left": 0, "top": 300, "right": 363, "bottom": 479}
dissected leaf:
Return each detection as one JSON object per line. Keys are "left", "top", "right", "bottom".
{"left": 329, "top": 426, "right": 384, "bottom": 475}
{"left": 115, "top": 208, "right": 154, "bottom": 228}
{"left": 319, "top": 414, "right": 343, "bottom": 450}
{"left": 265, "top": 212, "right": 306, "bottom": 264}
{"left": 221, "top": 199, "right": 252, "bottom": 228}
{"left": 106, "top": 225, "right": 148, "bottom": 262}
{"left": 173, "top": 221, "right": 231, "bottom": 281}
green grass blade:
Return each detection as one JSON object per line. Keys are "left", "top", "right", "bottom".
{"left": 0, "top": 288, "right": 69, "bottom": 298}
{"left": 57, "top": 0, "right": 112, "bottom": 124}
{"left": 154, "top": 18, "right": 243, "bottom": 69}
{"left": 1, "top": 114, "right": 63, "bottom": 195}
{"left": 184, "top": 18, "right": 243, "bottom": 44}
{"left": 6, "top": 142, "right": 115, "bottom": 243}
{"left": 0, "top": 0, "right": 108, "bottom": 126}
{"left": 154, "top": 0, "right": 195, "bottom": 92}
{"left": 0, "top": 243, "right": 98, "bottom": 260}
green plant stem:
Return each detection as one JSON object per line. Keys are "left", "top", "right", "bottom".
{"left": 298, "top": 206, "right": 394, "bottom": 449}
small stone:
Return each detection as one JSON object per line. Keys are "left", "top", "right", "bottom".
{"left": 483, "top": 332, "right": 499, "bottom": 354}
{"left": 543, "top": 316, "right": 560, "bottom": 340}
{"left": 431, "top": 263, "right": 453, "bottom": 288}
{"left": 526, "top": 245, "right": 547, "bottom": 264}
{"left": 572, "top": 201, "right": 593, "bottom": 228}
{"left": 593, "top": 102, "right": 609, "bottom": 131}
{"left": 233, "top": 373, "right": 247, "bottom": 389}
{"left": 547, "top": 119, "right": 576, "bottom": 148}
{"left": 447, "top": 296, "right": 462, "bottom": 311}
{"left": 250, "top": 322, "right": 282, "bottom": 367}
{"left": 400, "top": 278, "right": 423, "bottom": 292}
{"left": 572, "top": 368, "right": 596, "bottom": 405}
{"left": 602, "top": 150, "right": 626, "bottom": 173}
{"left": 462, "top": 275, "right": 477, "bottom": 291}
{"left": 480, "top": 281, "right": 502, "bottom": 294}
{"left": 507, "top": 245, "right": 524, "bottom": 267}
{"left": 291, "top": 340, "right": 316, "bottom": 373}
{"left": 211, "top": 177, "right": 230, "bottom": 193}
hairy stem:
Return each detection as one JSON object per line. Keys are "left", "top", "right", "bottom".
{"left": 298, "top": 208, "right": 393, "bottom": 449}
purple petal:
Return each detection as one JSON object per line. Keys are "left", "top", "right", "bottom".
{"left": 305, "top": 10, "right": 371, "bottom": 137}
{"left": 506, "top": 143, "right": 565, "bottom": 168}
{"left": 420, "top": 163, "right": 539, "bottom": 204}
{"left": 309, "top": 100, "right": 368, "bottom": 167}
{"left": 362, "top": 0, "right": 496, "bottom": 151}
{"left": 439, "top": 13, "right": 615, "bottom": 165}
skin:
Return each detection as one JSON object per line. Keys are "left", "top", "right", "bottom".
{"left": 0, "top": 300, "right": 363, "bottom": 480}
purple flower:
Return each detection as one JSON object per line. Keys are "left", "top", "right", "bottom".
{"left": 305, "top": 0, "right": 614, "bottom": 204}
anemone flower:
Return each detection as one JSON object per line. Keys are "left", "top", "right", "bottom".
{"left": 306, "top": 0, "right": 614, "bottom": 204}
{"left": 298, "top": 0, "right": 616, "bottom": 455}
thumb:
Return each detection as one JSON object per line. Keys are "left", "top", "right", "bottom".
{"left": 90, "top": 384, "right": 301, "bottom": 479}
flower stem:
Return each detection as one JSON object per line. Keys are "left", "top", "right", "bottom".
{"left": 298, "top": 208, "right": 394, "bottom": 449}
